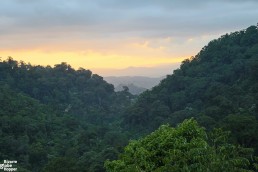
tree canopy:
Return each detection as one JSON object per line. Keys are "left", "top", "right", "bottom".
{"left": 105, "top": 119, "right": 256, "bottom": 172}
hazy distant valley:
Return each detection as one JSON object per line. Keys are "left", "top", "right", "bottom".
{"left": 104, "top": 76, "right": 165, "bottom": 94}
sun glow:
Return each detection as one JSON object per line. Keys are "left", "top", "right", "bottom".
{"left": 0, "top": 36, "right": 198, "bottom": 76}
{"left": 0, "top": 50, "right": 186, "bottom": 70}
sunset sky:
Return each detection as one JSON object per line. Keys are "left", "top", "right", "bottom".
{"left": 1, "top": 0, "right": 258, "bottom": 76}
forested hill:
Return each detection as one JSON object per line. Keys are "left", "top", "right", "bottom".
{"left": 0, "top": 59, "right": 133, "bottom": 171}
{"left": 0, "top": 59, "right": 137, "bottom": 117}
{"left": 123, "top": 25, "right": 258, "bottom": 151}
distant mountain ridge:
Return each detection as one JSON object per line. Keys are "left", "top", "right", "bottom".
{"left": 96, "top": 63, "right": 180, "bottom": 77}
{"left": 104, "top": 76, "right": 165, "bottom": 90}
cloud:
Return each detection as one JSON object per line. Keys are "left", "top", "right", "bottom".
{"left": 1, "top": 0, "right": 258, "bottom": 38}
{"left": 0, "top": 0, "right": 258, "bottom": 76}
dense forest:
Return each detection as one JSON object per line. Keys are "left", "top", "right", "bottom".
{"left": 123, "top": 25, "right": 258, "bottom": 145}
{"left": 1, "top": 24, "right": 258, "bottom": 171}
{"left": 0, "top": 59, "right": 134, "bottom": 171}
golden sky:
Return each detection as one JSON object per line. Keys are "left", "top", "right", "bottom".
{"left": 0, "top": 34, "right": 220, "bottom": 76}
{"left": 1, "top": 0, "right": 258, "bottom": 76}
{"left": 0, "top": 34, "right": 246, "bottom": 76}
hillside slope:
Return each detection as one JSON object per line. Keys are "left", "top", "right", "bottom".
{"left": 123, "top": 25, "right": 258, "bottom": 152}
{"left": 0, "top": 59, "right": 133, "bottom": 171}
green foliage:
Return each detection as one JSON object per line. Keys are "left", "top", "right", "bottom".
{"left": 0, "top": 59, "right": 133, "bottom": 171}
{"left": 105, "top": 119, "right": 254, "bottom": 172}
{"left": 0, "top": 58, "right": 134, "bottom": 116}
{"left": 43, "top": 157, "right": 78, "bottom": 172}
{"left": 123, "top": 24, "right": 258, "bottom": 155}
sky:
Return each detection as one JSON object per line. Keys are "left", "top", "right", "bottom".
{"left": 0, "top": 0, "right": 258, "bottom": 77}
